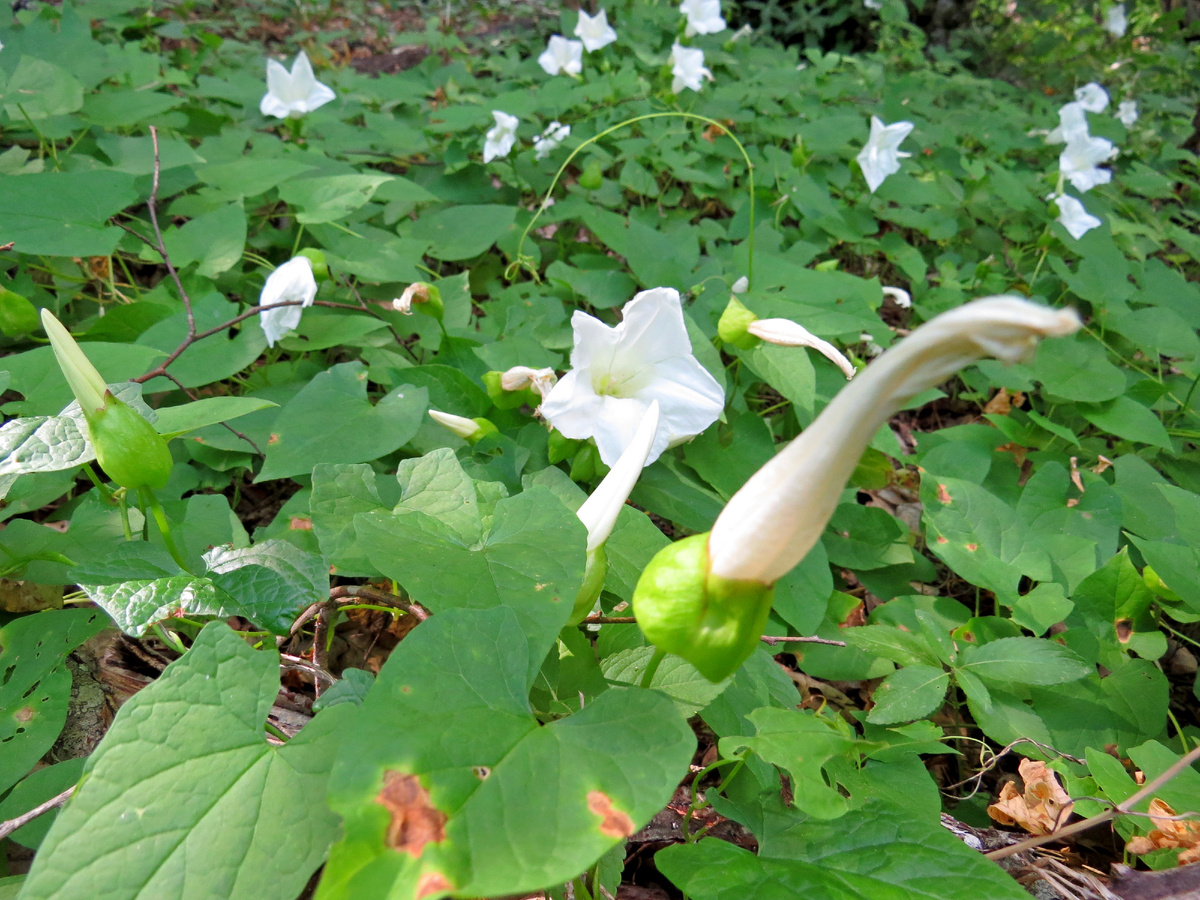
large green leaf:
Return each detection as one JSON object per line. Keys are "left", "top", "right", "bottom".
{"left": 0, "top": 170, "right": 137, "bottom": 257}
{"left": 956, "top": 637, "right": 1091, "bottom": 686}
{"left": 278, "top": 174, "right": 393, "bottom": 224}
{"left": 413, "top": 205, "right": 518, "bottom": 261}
{"left": 20, "top": 623, "right": 348, "bottom": 900}
{"left": 319, "top": 607, "right": 695, "bottom": 900}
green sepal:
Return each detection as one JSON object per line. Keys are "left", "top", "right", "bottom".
{"left": 568, "top": 544, "right": 608, "bottom": 625}
{"left": 717, "top": 296, "right": 761, "bottom": 351}
{"left": 84, "top": 394, "right": 174, "bottom": 490}
{"left": 547, "top": 430, "right": 581, "bottom": 465}
{"left": 295, "top": 248, "right": 330, "bottom": 282}
{"left": 465, "top": 417, "right": 498, "bottom": 445}
{"left": 632, "top": 533, "right": 774, "bottom": 683}
{"left": 578, "top": 161, "right": 604, "bottom": 191}
{"left": 482, "top": 371, "right": 539, "bottom": 410}
{"left": 569, "top": 442, "right": 607, "bottom": 483}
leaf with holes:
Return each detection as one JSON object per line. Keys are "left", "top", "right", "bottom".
{"left": 0, "top": 608, "right": 110, "bottom": 794}
{"left": 318, "top": 607, "right": 695, "bottom": 900}
{"left": 20, "top": 622, "right": 348, "bottom": 900}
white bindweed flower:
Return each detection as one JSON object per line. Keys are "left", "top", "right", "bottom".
{"left": 538, "top": 35, "right": 584, "bottom": 76}
{"left": 1046, "top": 101, "right": 1089, "bottom": 145}
{"left": 669, "top": 43, "right": 713, "bottom": 94}
{"left": 500, "top": 366, "right": 558, "bottom": 397}
{"left": 707, "top": 297, "right": 1082, "bottom": 585}
{"left": 882, "top": 286, "right": 912, "bottom": 309}
{"left": 857, "top": 116, "right": 914, "bottom": 193}
{"left": 1104, "top": 4, "right": 1128, "bottom": 36}
{"left": 1116, "top": 99, "right": 1139, "bottom": 126}
{"left": 1054, "top": 194, "right": 1103, "bottom": 240}
{"left": 680, "top": 0, "right": 726, "bottom": 36}
{"left": 576, "top": 401, "right": 659, "bottom": 552}
{"left": 1060, "top": 132, "right": 1117, "bottom": 192}
{"left": 731, "top": 276, "right": 749, "bottom": 294}
{"left": 575, "top": 8, "right": 618, "bottom": 52}
{"left": 746, "top": 319, "right": 856, "bottom": 380}
{"left": 1075, "top": 82, "right": 1110, "bottom": 113}
{"left": 534, "top": 121, "right": 571, "bottom": 159}
{"left": 483, "top": 111, "right": 520, "bottom": 163}
{"left": 258, "top": 256, "right": 318, "bottom": 347}
{"left": 864, "top": 0, "right": 883, "bottom": 8}
{"left": 259, "top": 50, "right": 336, "bottom": 120}
{"left": 539, "top": 287, "right": 725, "bottom": 467}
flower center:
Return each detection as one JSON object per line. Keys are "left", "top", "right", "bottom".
{"left": 594, "top": 367, "right": 649, "bottom": 398}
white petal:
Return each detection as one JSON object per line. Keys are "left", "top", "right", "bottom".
{"left": 881, "top": 286, "right": 912, "bottom": 309}
{"left": 1054, "top": 194, "right": 1103, "bottom": 240}
{"left": 1074, "top": 82, "right": 1110, "bottom": 113}
{"left": 260, "top": 304, "right": 303, "bottom": 347}
{"left": 636, "top": 356, "right": 725, "bottom": 455}
{"left": 612, "top": 288, "right": 696, "bottom": 367}
{"left": 540, "top": 369, "right": 606, "bottom": 439}
{"left": 428, "top": 409, "right": 480, "bottom": 440}
{"left": 576, "top": 401, "right": 659, "bottom": 551}
{"left": 260, "top": 256, "right": 318, "bottom": 308}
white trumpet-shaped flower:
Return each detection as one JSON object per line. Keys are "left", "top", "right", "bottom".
{"left": 483, "top": 111, "right": 520, "bottom": 163}
{"left": 577, "top": 401, "right": 659, "bottom": 552}
{"left": 1060, "top": 132, "right": 1117, "bottom": 192}
{"left": 747, "top": 319, "right": 857, "bottom": 380}
{"left": 1116, "top": 99, "right": 1139, "bottom": 126}
{"left": 707, "top": 297, "right": 1082, "bottom": 585}
{"left": 575, "top": 8, "right": 618, "bottom": 52}
{"left": 857, "top": 116, "right": 914, "bottom": 193}
{"left": 1054, "top": 194, "right": 1103, "bottom": 240}
{"left": 680, "top": 0, "right": 726, "bottom": 36}
{"left": 539, "top": 287, "right": 725, "bottom": 467}
{"left": 534, "top": 121, "right": 571, "bottom": 159}
{"left": 258, "top": 256, "right": 318, "bottom": 347}
{"left": 259, "top": 51, "right": 336, "bottom": 120}
{"left": 1104, "top": 4, "right": 1127, "bottom": 36}
{"left": 1046, "top": 101, "right": 1089, "bottom": 145}
{"left": 1075, "top": 82, "right": 1110, "bottom": 113}
{"left": 669, "top": 43, "right": 713, "bottom": 94}
{"left": 500, "top": 366, "right": 558, "bottom": 397}
{"left": 538, "top": 35, "right": 584, "bottom": 76}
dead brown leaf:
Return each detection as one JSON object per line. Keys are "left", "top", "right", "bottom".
{"left": 1125, "top": 798, "right": 1200, "bottom": 864}
{"left": 987, "top": 759, "right": 1074, "bottom": 835}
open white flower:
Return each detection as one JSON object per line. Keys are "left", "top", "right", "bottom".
{"left": 534, "top": 121, "right": 571, "bottom": 159}
{"left": 539, "top": 287, "right": 725, "bottom": 467}
{"left": 707, "top": 297, "right": 1082, "bottom": 585}
{"left": 258, "top": 256, "right": 317, "bottom": 346}
{"left": 1075, "top": 82, "right": 1110, "bottom": 113}
{"left": 483, "top": 111, "right": 520, "bottom": 163}
{"left": 1104, "top": 3, "right": 1128, "bottom": 36}
{"left": 577, "top": 401, "right": 660, "bottom": 553}
{"left": 857, "top": 116, "right": 914, "bottom": 193}
{"left": 1060, "top": 132, "right": 1117, "bottom": 192}
{"left": 575, "top": 8, "right": 618, "bottom": 52}
{"left": 259, "top": 51, "right": 336, "bottom": 120}
{"left": 747, "top": 319, "right": 856, "bottom": 380}
{"left": 538, "top": 35, "right": 584, "bottom": 76}
{"left": 1054, "top": 194, "right": 1103, "bottom": 240}
{"left": 670, "top": 43, "right": 713, "bottom": 94}
{"left": 500, "top": 366, "right": 558, "bottom": 398}
{"left": 680, "top": 0, "right": 726, "bottom": 36}
{"left": 882, "top": 286, "right": 913, "bottom": 309}
{"left": 1046, "top": 101, "right": 1089, "bottom": 145}
{"left": 1116, "top": 99, "right": 1139, "bottom": 126}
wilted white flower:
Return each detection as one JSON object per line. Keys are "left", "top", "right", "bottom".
{"left": 534, "top": 121, "right": 571, "bottom": 159}
{"left": 731, "top": 276, "right": 749, "bottom": 294}
{"left": 1060, "top": 132, "right": 1117, "bottom": 192}
{"left": 539, "top": 287, "right": 725, "bottom": 467}
{"left": 258, "top": 256, "right": 318, "bottom": 346}
{"left": 1054, "top": 194, "right": 1103, "bottom": 240}
{"left": 680, "top": 0, "right": 726, "bottom": 36}
{"left": 882, "top": 286, "right": 913, "bottom": 309}
{"left": 1075, "top": 82, "right": 1110, "bottom": 113}
{"left": 1046, "top": 101, "right": 1089, "bottom": 145}
{"left": 1103, "top": 4, "right": 1127, "bottom": 36}
{"left": 575, "top": 8, "right": 618, "bottom": 52}
{"left": 483, "top": 111, "right": 520, "bottom": 163}
{"left": 857, "top": 116, "right": 914, "bottom": 193}
{"left": 669, "top": 42, "right": 713, "bottom": 94}
{"left": 538, "top": 35, "right": 584, "bottom": 76}
{"left": 747, "top": 319, "right": 856, "bottom": 379}
{"left": 1116, "top": 99, "right": 1139, "bottom": 126}
{"left": 730, "top": 23, "right": 754, "bottom": 41}
{"left": 259, "top": 50, "right": 336, "bottom": 119}
{"left": 500, "top": 366, "right": 558, "bottom": 397}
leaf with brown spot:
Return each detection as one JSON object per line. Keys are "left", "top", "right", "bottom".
{"left": 587, "top": 791, "right": 635, "bottom": 838}
{"left": 376, "top": 771, "right": 447, "bottom": 858}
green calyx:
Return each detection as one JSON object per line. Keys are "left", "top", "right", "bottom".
{"left": 482, "top": 371, "right": 538, "bottom": 410}
{"left": 631, "top": 532, "right": 774, "bottom": 683}
{"left": 568, "top": 545, "right": 608, "bottom": 626}
{"left": 717, "top": 296, "right": 761, "bottom": 351}
{"left": 86, "top": 394, "right": 174, "bottom": 490}
{"left": 295, "top": 248, "right": 330, "bottom": 282}
{"left": 465, "top": 417, "right": 498, "bottom": 445}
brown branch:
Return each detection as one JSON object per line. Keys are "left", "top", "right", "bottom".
{"left": 0, "top": 787, "right": 74, "bottom": 841}
{"left": 145, "top": 126, "right": 194, "bottom": 338}
{"left": 157, "top": 370, "right": 263, "bottom": 456}
{"left": 279, "top": 652, "right": 334, "bottom": 687}
{"left": 333, "top": 584, "right": 430, "bottom": 621}
{"left": 986, "top": 743, "right": 1200, "bottom": 861}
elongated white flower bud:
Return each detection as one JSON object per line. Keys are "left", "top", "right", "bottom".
{"left": 708, "top": 297, "right": 1081, "bottom": 585}
{"left": 428, "top": 409, "right": 495, "bottom": 444}
{"left": 577, "top": 401, "right": 659, "bottom": 553}
{"left": 746, "top": 319, "right": 856, "bottom": 380}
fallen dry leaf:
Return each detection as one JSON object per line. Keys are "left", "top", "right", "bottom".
{"left": 987, "top": 759, "right": 1074, "bottom": 835}
{"left": 1125, "top": 798, "right": 1200, "bottom": 864}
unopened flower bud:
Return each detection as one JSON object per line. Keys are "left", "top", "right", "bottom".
{"left": 746, "top": 319, "right": 856, "bottom": 379}
{"left": 730, "top": 276, "right": 749, "bottom": 294}
{"left": 428, "top": 409, "right": 496, "bottom": 444}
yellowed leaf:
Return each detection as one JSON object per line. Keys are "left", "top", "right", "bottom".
{"left": 986, "top": 759, "right": 1074, "bottom": 835}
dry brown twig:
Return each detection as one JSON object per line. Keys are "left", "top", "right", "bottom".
{"left": 0, "top": 787, "right": 75, "bottom": 841}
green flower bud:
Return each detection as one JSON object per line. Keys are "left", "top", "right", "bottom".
{"left": 568, "top": 545, "right": 608, "bottom": 625}
{"left": 578, "top": 161, "right": 604, "bottom": 191}
{"left": 717, "top": 296, "right": 761, "bottom": 351}
{"left": 547, "top": 430, "right": 580, "bottom": 465}
{"left": 295, "top": 248, "right": 330, "bottom": 282}
{"left": 89, "top": 395, "right": 174, "bottom": 490}
{"left": 632, "top": 533, "right": 774, "bottom": 683}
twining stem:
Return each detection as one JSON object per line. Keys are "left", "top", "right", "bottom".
{"left": 682, "top": 754, "right": 748, "bottom": 843}
{"left": 512, "top": 112, "right": 757, "bottom": 288}
{"left": 140, "top": 486, "right": 188, "bottom": 571}
{"left": 640, "top": 646, "right": 668, "bottom": 689}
